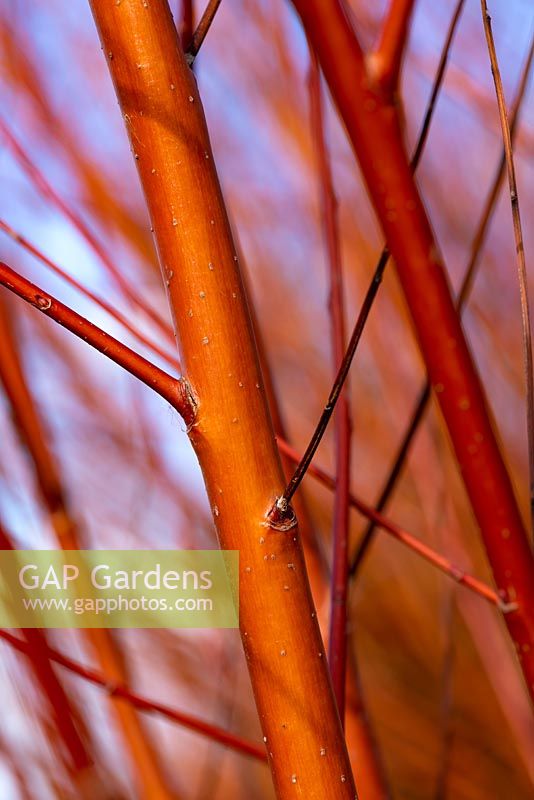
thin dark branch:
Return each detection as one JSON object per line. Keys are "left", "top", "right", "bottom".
{"left": 350, "top": 32, "right": 534, "bottom": 575}
{"left": 480, "top": 2, "right": 534, "bottom": 545}
{"left": 186, "top": 0, "right": 222, "bottom": 63}
{"left": 269, "top": 0, "right": 465, "bottom": 526}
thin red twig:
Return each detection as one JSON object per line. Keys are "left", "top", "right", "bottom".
{"left": 178, "top": 0, "right": 194, "bottom": 49}
{"left": 276, "top": 437, "right": 510, "bottom": 610}
{"left": 0, "top": 261, "right": 193, "bottom": 423}
{"left": 0, "top": 629, "right": 267, "bottom": 762}
{"left": 0, "top": 218, "right": 181, "bottom": 373}
{"left": 308, "top": 47, "right": 352, "bottom": 722}
{"left": 0, "top": 119, "right": 174, "bottom": 344}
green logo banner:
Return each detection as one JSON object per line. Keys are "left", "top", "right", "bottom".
{"left": 0, "top": 550, "right": 239, "bottom": 628}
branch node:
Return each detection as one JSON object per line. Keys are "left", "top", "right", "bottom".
{"left": 265, "top": 498, "right": 297, "bottom": 532}
{"left": 179, "top": 376, "right": 198, "bottom": 430}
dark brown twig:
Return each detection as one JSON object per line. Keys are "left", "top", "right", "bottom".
{"left": 186, "top": 0, "right": 222, "bottom": 63}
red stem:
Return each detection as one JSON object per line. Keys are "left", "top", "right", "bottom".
{"left": 351, "top": 31, "right": 534, "bottom": 575}
{"left": 0, "top": 629, "right": 266, "bottom": 762}
{"left": 308, "top": 48, "right": 351, "bottom": 723}
{"left": 0, "top": 261, "right": 193, "bottom": 423}
{"left": 0, "top": 218, "right": 181, "bottom": 372}
{"left": 0, "top": 119, "right": 174, "bottom": 344}
{"left": 291, "top": 0, "right": 534, "bottom": 703}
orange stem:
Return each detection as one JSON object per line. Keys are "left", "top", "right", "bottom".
{"left": 88, "top": 0, "right": 357, "bottom": 795}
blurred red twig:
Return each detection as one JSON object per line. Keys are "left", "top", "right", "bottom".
{"left": 0, "top": 524, "right": 93, "bottom": 775}
{"left": 0, "top": 629, "right": 267, "bottom": 762}
{"left": 308, "top": 48, "right": 352, "bottom": 723}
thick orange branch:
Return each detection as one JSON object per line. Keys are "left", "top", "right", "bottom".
{"left": 88, "top": 1, "right": 356, "bottom": 797}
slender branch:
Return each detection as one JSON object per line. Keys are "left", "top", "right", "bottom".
{"left": 369, "top": 0, "right": 417, "bottom": 94}
{"left": 178, "top": 0, "right": 194, "bottom": 49}
{"left": 0, "top": 218, "right": 181, "bottom": 373}
{"left": 480, "top": 1, "right": 534, "bottom": 544}
{"left": 186, "top": 0, "right": 222, "bottom": 63}
{"left": 0, "top": 119, "right": 174, "bottom": 344}
{"left": 270, "top": 259, "right": 385, "bottom": 526}
{"left": 0, "top": 523, "right": 93, "bottom": 774}
{"left": 0, "top": 262, "right": 193, "bottom": 424}
{"left": 351, "top": 31, "right": 534, "bottom": 576}
{"left": 0, "top": 629, "right": 266, "bottom": 762}
{"left": 308, "top": 47, "right": 352, "bottom": 723}
{"left": 276, "top": 437, "right": 511, "bottom": 610}
{"left": 271, "top": 0, "right": 465, "bottom": 527}
{"left": 410, "top": 0, "right": 466, "bottom": 171}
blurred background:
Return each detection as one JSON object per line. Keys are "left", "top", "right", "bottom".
{"left": 0, "top": 0, "right": 533, "bottom": 797}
